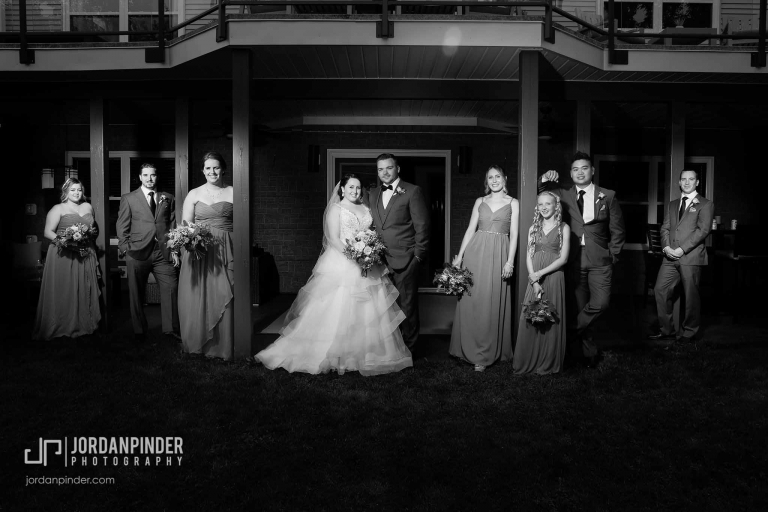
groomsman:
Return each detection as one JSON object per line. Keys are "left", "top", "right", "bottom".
{"left": 650, "top": 170, "right": 713, "bottom": 342}
{"left": 116, "top": 164, "right": 180, "bottom": 342}
{"left": 540, "top": 152, "right": 625, "bottom": 368}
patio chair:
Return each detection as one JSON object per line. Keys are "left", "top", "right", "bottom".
{"left": 644, "top": 223, "right": 663, "bottom": 307}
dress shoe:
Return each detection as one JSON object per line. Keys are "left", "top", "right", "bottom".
{"left": 648, "top": 332, "right": 676, "bottom": 341}
{"left": 474, "top": 364, "right": 486, "bottom": 372}
{"left": 165, "top": 331, "right": 182, "bottom": 342}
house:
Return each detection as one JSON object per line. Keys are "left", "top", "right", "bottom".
{"left": 2, "top": 0, "right": 766, "bottom": 358}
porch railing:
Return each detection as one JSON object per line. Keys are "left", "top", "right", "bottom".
{"left": 2, "top": 0, "right": 766, "bottom": 68}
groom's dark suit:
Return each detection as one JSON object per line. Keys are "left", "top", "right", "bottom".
{"left": 654, "top": 193, "right": 713, "bottom": 340}
{"left": 369, "top": 180, "right": 430, "bottom": 350}
{"left": 540, "top": 180, "right": 625, "bottom": 359}
{"left": 116, "top": 187, "right": 179, "bottom": 336}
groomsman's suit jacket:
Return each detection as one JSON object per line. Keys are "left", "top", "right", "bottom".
{"left": 541, "top": 182, "right": 626, "bottom": 267}
{"left": 368, "top": 180, "right": 430, "bottom": 270}
{"left": 116, "top": 188, "right": 176, "bottom": 262}
{"left": 660, "top": 194, "right": 713, "bottom": 265}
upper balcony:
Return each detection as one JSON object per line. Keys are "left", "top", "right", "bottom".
{"left": 1, "top": 0, "right": 766, "bottom": 79}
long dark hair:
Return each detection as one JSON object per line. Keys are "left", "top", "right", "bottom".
{"left": 337, "top": 174, "right": 361, "bottom": 199}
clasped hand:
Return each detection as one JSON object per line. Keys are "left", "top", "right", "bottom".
{"left": 542, "top": 170, "right": 559, "bottom": 183}
{"left": 663, "top": 246, "right": 684, "bottom": 261}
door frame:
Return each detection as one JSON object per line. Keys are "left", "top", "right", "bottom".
{"left": 327, "top": 148, "right": 452, "bottom": 278}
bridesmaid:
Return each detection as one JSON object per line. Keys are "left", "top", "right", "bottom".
{"left": 176, "top": 152, "right": 234, "bottom": 359}
{"left": 449, "top": 165, "right": 519, "bottom": 372}
{"left": 513, "top": 191, "right": 570, "bottom": 375}
{"left": 33, "top": 178, "right": 102, "bottom": 340}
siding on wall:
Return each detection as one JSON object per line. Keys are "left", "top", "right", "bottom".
{"left": 5, "top": 0, "right": 62, "bottom": 32}
{"left": 721, "top": 0, "right": 759, "bottom": 16}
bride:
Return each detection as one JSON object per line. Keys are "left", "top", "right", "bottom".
{"left": 255, "top": 174, "right": 413, "bottom": 376}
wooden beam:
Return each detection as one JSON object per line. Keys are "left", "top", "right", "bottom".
{"left": 574, "top": 100, "right": 591, "bottom": 156}
{"left": 175, "top": 97, "right": 191, "bottom": 223}
{"left": 666, "top": 102, "right": 686, "bottom": 202}
{"left": 666, "top": 101, "right": 686, "bottom": 333}
{"left": 232, "top": 49, "right": 253, "bottom": 360}
{"left": 89, "top": 98, "right": 111, "bottom": 332}
{"left": 516, "top": 51, "right": 539, "bottom": 327}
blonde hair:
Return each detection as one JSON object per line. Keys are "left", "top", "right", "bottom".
{"left": 483, "top": 165, "right": 507, "bottom": 195}
{"left": 60, "top": 178, "right": 85, "bottom": 203}
{"left": 528, "top": 191, "right": 563, "bottom": 257}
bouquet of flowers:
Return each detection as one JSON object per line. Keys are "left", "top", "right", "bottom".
{"left": 166, "top": 221, "right": 215, "bottom": 260}
{"left": 433, "top": 264, "right": 473, "bottom": 297}
{"left": 52, "top": 223, "right": 97, "bottom": 257}
{"left": 522, "top": 298, "right": 559, "bottom": 329}
{"left": 343, "top": 229, "right": 388, "bottom": 277}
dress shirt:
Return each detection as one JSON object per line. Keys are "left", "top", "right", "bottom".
{"left": 576, "top": 182, "right": 595, "bottom": 246}
{"left": 141, "top": 186, "right": 157, "bottom": 208}
{"left": 382, "top": 178, "right": 400, "bottom": 209}
{"left": 679, "top": 191, "right": 699, "bottom": 216}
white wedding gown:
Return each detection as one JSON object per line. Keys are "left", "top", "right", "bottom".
{"left": 255, "top": 204, "right": 413, "bottom": 376}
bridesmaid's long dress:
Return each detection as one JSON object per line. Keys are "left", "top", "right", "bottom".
{"left": 32, "top": 213, "right": 101, "bottom": 340}
{"left": 449, "top": 201, "right": 514, "bottom": 367}
{"left": 178, "top": 202, "right": 234, "bottom": 360}
{"left": 513, "top": 223, "right": 567, "bottom": 375}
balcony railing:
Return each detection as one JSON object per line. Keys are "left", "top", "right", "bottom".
{"left": 1, "top": 0, "right": 766, "bottom": 68}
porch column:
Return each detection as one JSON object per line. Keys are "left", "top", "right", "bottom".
{"left": 665, "top": 102, "right": 686, "bottom": 331}
{"left": 90, "top": 98, "right": 111, "bottom": 331}
{"left": 574, "top": 100, "right": 591, "bottom": 155}
{"left": 175, "top": 98, "right": 191, "bottom": 222}
{"left": 516, "top": 51, "right": 539, "bottom": 322}
{"left": 232, "top": 49, "right": 253, "bottom": 359}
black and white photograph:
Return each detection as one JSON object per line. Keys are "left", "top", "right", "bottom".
{"left": 2, "top": 2, "right": 768, "bottom": 509}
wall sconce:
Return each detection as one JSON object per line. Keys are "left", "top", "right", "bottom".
{"left": 41, "top": 168, "right": 54, "bottom": 189}
{"left": 64, "top": 166, "right": 78, "bottom": 180}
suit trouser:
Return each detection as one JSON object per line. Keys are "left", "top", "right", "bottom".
{"left": 126, "top": 244, "right": 179, "bottom": 335}
{"left": 654, "top": 259, "right": 702, "bottom": 339}
{"left": 569, "top": 251, "right": 613, "bottom": 358}
{"left": 389, "top": 256, "right": 420, "bottom": 350}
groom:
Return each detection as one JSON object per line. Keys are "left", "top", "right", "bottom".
{"left": 369, "top": 153, "right": 430, "bottom": 355}
{"left": 116, "top": 163, "right": 180, "bottom": 342}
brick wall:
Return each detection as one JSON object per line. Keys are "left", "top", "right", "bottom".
{"left": 239, "top": 131, "right": 517, "bottom": 293}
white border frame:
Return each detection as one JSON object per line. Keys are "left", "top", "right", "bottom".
{"left": 327, "top": 148, "right": 452, "bottom": 288}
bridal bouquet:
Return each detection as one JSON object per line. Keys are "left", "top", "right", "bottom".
{"left": 343, "top": 229, "right": 388, "bottom": 277}
{"left": 433, "top": 264, "right": 473, "bottom": 297}
{"left": 166, "top": 221, "right": 215, "bottom": 260}
{"left": 522, "top": 298, "right": 559, "bottom": 329}
{"left": 52, "top": 223, "right": 97, "bottom": 257}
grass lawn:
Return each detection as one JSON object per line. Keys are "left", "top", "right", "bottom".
{"left": 3, "top": 308, "right": 768, "bottom": 510}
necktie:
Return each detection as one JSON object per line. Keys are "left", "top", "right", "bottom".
{"left": 679, "top": 196, "right": 688, "bottom": 221}
{"left": 577, "top": 190, "right": 585, "bottom": 216}
{"left": 149, "top": 191, "right": 156, "bottom": 216}
{"left": 381, "top": 184, "right": 393, "bottom": 191}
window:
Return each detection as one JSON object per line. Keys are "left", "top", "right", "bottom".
{"left": 64, "top": 0, "right": 179, "bottom": 42}
{"left": 603, "top": 0, "right": 719, "bottom": 32}
{"left": 594, "top": 155, "right": 713, "bottom": 250}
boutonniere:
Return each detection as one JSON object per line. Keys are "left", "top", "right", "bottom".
{"left": 596, "top": 192, "right": 606, "bottom": 203}
{"left": 393, "top": 186, "right": 406, "bottom": 196}
{"left": 157, "top": 194, "right": 169, "bottom": 205}
{"left": 691, "top": 197, "right": 700, "bottom": 205}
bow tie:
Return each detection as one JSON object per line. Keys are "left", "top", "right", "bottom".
{"left": 381, "top": 184, "right": 393, "bottom": 191}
